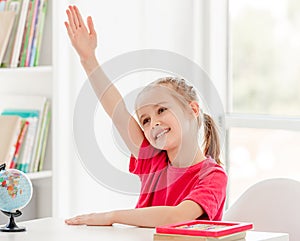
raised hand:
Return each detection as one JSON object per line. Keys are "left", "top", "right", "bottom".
{"left": 65, "top": 5, "right": 97, "bottom": 62}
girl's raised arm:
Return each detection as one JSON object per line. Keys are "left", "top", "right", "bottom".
{"left": 65, "top": 5, "right": 144, "bottom": 158}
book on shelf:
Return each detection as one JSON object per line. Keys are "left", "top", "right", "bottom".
{"left": 0, "top": 115, "right": 22, "bottom": 167}
{"left": 0, "top": 95, "right": 51, "bottom": 173}
{"left": 0, "top": 11, "right": 16, "bottom": 65}
{"left": 154, "top": 220, "right": 253, "bottom": 241}
{"left": 37, "top": 102, "right": 50, "bottom": 171}
{"left": 32, "top": 0, "right": 48, "bottom": 67}
{"left": 4, "top": 0, "right": 30, "bottom": 68}
{"left": 30, "top": 99, "right": 50, "bottom": 172}
{"left": 10, "top": 119, "right": 29, "bottom": 169}
{"left": 25, "top": 0, "right": 40, "bottom": 67}
{"left": 18, "top": 0, "right": 34, "bottom": 67}
{"left": 1, "top": 0, "right": 25, "bottom": 67}
{"left": 0, "top": 0, "right": 48, "bottom": 68}
{"left": 19, "top": 0, "right": 38, "bottom": 67}
{"left": 0, "top": 1, "right": 7, "bottom": 11}
{"left": 2, "top": 109, "right": 39, "bottom": 172}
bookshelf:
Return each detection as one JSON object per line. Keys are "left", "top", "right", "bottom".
{"left": 0, "top": 0, "right": 53, "bottom": 222}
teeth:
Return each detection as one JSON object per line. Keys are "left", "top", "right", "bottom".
{"left": 156, "top": 129, "right": 169, "bottom": 139}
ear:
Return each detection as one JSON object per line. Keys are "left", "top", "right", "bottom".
{"left": 189, "top": 101, "right": 200, "bottom": 117}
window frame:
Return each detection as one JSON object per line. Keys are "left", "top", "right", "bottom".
{"left": 206, "top": 0, "right": 300, "bottom": 206}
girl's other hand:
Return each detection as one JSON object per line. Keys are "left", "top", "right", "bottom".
{"left": 65, "top": 212, "right": 113, "bottom": 226}
{"left": 64, "top": 5, "right": 97, "bottom": 62}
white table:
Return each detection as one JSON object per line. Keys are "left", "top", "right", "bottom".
{"left": 0, "top": 217, "right": 289, "bottom": 241}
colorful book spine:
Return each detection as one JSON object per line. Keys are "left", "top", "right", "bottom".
{"left": 1, "top": 109, "right": 39, "bottom": 173}
{"left": 19, "top": 116, "right": 38, "bottom": 172}
{"left": 0, "top": 116, "right": 22, "bottom": 167}
{"left": 0, "top": 0, "right": 7, "bottom": 11}
{"left": 19, "top": 0, "right": 34, "bottom": 67}
{"left": 28, "top": 97, "right": 46, "bottom": 172}
{"left": 9, "top": 120, "right": 22, "bottom": 168}
{"left": 9, "top": 0, "right": 30, "bottom": 67}
{"left": 10, "top": 120, "right": 29, "bottom": 169}
{"left": 31, "top": 0, "right": 47, "bottom": 66}
{"left": 32, "top": 100, "right": 50, "bottom": 172}
{"left": 38, "top": 106, "right": 50, "bottom": 171}
{"left": 25, "top": 0, "right": 39, "bottom": 66}
{"left": 18, "top": 0, "right": 31, "bottom": 67}
{"left": 1, "top": 0, "right": 47, "bottom": 67}
{"left": 0, "top": 11, "right": 15, "bottom": 64}
{"left": 1, "top": 0, "right": 24, "bottom": 67}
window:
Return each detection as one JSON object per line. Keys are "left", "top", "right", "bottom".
{"left": 230, "top": 0, "right": 300, "bottom": 116}
{"left": 227, "top": 0, "right": 300, "bottom": 205}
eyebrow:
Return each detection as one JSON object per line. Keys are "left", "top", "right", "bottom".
{"left": 138, "top": 102, "right": 168, "bottom": 122}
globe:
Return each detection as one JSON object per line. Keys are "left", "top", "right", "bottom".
{"left": 0, "top": 169, "right": 33, "bottom": 213}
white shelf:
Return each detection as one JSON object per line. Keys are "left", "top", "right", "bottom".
{"left": 0, "top": 66, "right": 52, "bottom": 73}
{"left": 0, "top": 66, "right": 53, "bottom": 98}
{"left": 27, "top": 170, "right": 52, "bottom": 180}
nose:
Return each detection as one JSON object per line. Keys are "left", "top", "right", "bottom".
{"left": 152, "top": 120, "right": 161, "bottom": 129}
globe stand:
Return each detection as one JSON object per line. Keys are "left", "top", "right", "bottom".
{"left": 0, "top": 210, "right": 26, "bottom": 232}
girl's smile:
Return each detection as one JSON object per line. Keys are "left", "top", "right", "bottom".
{"left": 153, "top": 127, "right": 171, "bottom": 140}
{"left": 136, "top": 86, "right": 195, "bottom": 151}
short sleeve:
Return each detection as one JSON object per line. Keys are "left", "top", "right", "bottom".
{"left": 183, "top": 166, "right": 227, "bottom": 220}
{"left": 129, "top": 138, "right": 167, "bottom": 175}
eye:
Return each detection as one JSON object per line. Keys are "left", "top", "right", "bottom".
{"left": 158, "top": 107, "right": 167, "bottom": 114}
{"left": 142, "top": 117, "right": 150, "bottom": 126}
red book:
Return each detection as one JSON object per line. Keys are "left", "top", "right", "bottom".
{"left": 10, "top": 121, "right": 29, "bottom": 169}
{"left": 156, "top": 220, "right": 253, "bottom": 238}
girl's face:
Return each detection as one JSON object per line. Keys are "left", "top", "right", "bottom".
{"left": 136, "top": 86, "right": 197, "bottom": 151}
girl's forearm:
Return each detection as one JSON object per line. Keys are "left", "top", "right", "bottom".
{"left": 65, "top": 200, "right": 202, "bottom": 227}
{"left": 80, "top": 54, "right": 99, "bottom": 76}
{"left": 109, "top": 206, "right": 184, "bottom": 228}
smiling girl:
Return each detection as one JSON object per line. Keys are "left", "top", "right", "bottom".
{"left": 64, "top": 5, "right": 227, "bottom": 228}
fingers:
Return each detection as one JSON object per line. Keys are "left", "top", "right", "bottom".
{"left": 65, "top": 215, "right": 86, "bottom": 225}
{"left": 64, "top": 21, "right": 73, "bottom": 39}
{"left": 66, "top": 5, "right": 84, "bottom": 31}
{"left": 65, "top": 5, "right": 97, "bottom": 47}
{"left": 73, "top": 5, "right": 86, "bottom": 30}
{"left": 87, "top": 16, "right": 96, "bottom": 36}
{"left": 69, "top": 5, "right": 80, "bottom": 28}
{"left": 66, "top": 7, "right": 76, "bottom": 34}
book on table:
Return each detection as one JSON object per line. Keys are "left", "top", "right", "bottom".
{"left": 154, "top": 220, "right": 253, "bottom": 241}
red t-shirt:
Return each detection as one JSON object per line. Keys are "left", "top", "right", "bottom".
{"left": 129, "top": 138, "right": 227, "bottom": 221}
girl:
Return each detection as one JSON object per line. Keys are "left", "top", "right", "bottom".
{"left": 64, "top": 5, "right": 227, "bottom": 227}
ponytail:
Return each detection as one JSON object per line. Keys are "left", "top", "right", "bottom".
{"left": 203, "top": 113, "right": 221, "bottom": 165}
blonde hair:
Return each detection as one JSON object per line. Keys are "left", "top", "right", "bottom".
{"left": 138, "top": 76, "right": 221, "bottom": 165}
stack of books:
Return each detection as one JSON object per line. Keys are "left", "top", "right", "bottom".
{"left": 154, "top": 220, "right": 253, "bottom": 241}
{"left": 0, "top": 95, "right": 51, "bottom": 173}
{"left": 0, "top": 0, "right": 48, "bottom": 68}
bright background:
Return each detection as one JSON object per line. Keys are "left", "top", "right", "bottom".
{"left": 52, "top": 0, "right": 300, "bottom": 217}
